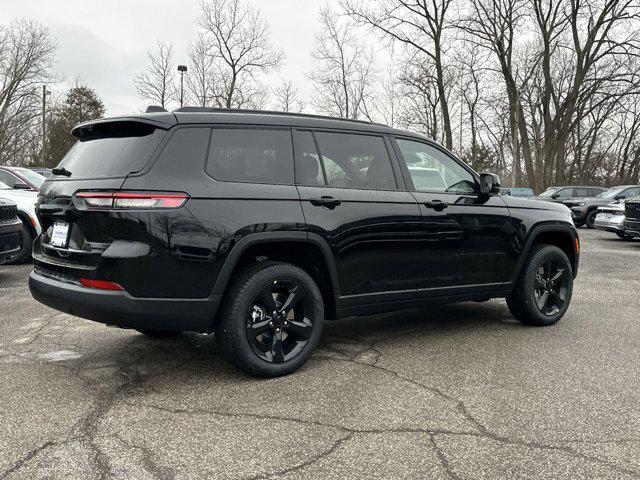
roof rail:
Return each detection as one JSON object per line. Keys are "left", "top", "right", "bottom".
{"left": 172, "top": 106, "right": 383, "bottom": 126}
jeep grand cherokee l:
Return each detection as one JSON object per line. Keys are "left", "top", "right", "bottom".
{"left": 29, "top": 108, "right": 579, "bottom": 377}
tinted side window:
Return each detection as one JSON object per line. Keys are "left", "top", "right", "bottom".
{"left": 152, "top": 128, "right": 210, "bottom": 178}
{"left": 556, "top": 188, "right": 572, "bottom": 198}
{"left": 313, "top": 132, "right": 397, "bottom": 190}
{"left": 396, "top": 139, "right": 476, "bottom": 194}
{"left": 206, "top": 128, "right": 294, "bottom": 185}
{"left": 294, "top": 131, "right": 325, "bottom": 186}
{"left": 590, "top": 188, "right": 603, "bottom": 196}
{"left": 574, "top": 188, "right": 588, "bottom": 197}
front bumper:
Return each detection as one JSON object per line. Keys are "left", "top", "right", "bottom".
{"left": 29, "top": 270, "right": 221, "bottom": 333}
{"left": 594, "top": 213, "right": 625, "bottom": 233}
{"left": 623, "top": 218, "right": 640, "bottom": 237}
{"left": 570, "top": 207, "right": 588, "bottom": 222}
{"left": 0, "top": 219, "right": 22, "bottom": 261}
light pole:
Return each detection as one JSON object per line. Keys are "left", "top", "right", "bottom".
{"left": 41, "top": 85, "right": 51, "bottom": 162}
{"left": 177, "top": 65, "right": 187, "bottom": 107}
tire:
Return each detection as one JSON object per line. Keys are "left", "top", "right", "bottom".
{"left": 506, "top": 244, "right": 573, "bottom": 326}
{"left": 2, "top": 223, "right": 32, "bottom": 265}
{"left": 136, "top": 329, "right": 182, "bottom": 338}
{"left": 215, "top": 261, "right": 324, "bottom": 378}
{"left": 616, "top": 232, "right": 633, "bottom": 241}
{"left": 584, "top": 209, "right": 597, "bottom": 229}
{"left": 573, "top": 221, "right": 585, "bottom": 228}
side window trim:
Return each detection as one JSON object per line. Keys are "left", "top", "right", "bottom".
{"left": 311, "top": 130, "right": 329, "bottom": 186}
{"left": 391, "top": 136, "right": 480, "bottom": 195}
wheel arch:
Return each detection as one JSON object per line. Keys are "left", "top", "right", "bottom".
{"left": 512, "top": 223, "right": 579, "bottom": 283}
{"left": 15, "top": 209, "right": 36, "bottom": 239}
{"left": 211, "top": 232, "right": 340, "bottom": 319}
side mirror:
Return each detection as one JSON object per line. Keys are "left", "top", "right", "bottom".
{"left": 551, "top": 193, "right": 560, "bottom": 199}
{"left": 614, "top": 194, "right": 624, "bottom": 201}
{"left": 13, "top": 182, "right": 31, "bottom": 190}
{"left": 479, "top": 173, "right": 501, "bottom": 195}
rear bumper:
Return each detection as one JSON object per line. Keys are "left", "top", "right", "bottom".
{"left": 29, "top": 270, "right": 220, "bottom": 333}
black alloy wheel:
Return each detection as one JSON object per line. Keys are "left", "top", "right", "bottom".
{"left": 533, "top": 258, "right": 569, "bottom": 316}
{"left": 215, "top": 262, "right": 324, "bottom": 377}
{"left": 506, "top": 244, "right": 573, "bottom": 326}
{"left": 246, "top": 279, "right": 315, "bottom": 363}
{"left": 585, "top": 209, "right": 598, "bottom": 229}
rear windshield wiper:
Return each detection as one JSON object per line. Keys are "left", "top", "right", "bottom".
{"left": 51, "top": 167, "right": 72, "bottom": 177}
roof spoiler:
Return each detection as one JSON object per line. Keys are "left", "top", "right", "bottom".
{"left": 146, "top": 105, "right": 168, "bottom": 113}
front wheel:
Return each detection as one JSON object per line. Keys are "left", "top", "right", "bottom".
{"left": 2, "top": 223, "right": 32, "bottom": 265}
{"left": 584, "top": 210, "right": 598, "bottom": 229}
{"left": 506, "top": 245, "right": 573, "bottom": 326}
{"left": 215, "top": 262, "right": 324, "bottom": 377}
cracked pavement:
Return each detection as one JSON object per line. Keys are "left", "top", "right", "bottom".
{"left": 1, "top": 228, "right": 639, "bottom": 479}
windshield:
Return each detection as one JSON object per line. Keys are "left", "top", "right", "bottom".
{"left": 540, "top": 187, "right": 560, "bottom": 197}
{"left": 597, "top": 187, "right": 624, "bottom": 199}
{"left": 13, "top": 168, "right": 46, "bottom": 189}
{"left": 539, "top": 187, "right": 559, "bottom": 197}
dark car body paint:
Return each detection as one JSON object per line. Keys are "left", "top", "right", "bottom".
{"left": 30, "top": 111, "right": 579, "bottom": 332}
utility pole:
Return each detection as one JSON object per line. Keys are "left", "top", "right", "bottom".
{"left": 178, "top": 65, "right": 187, "bottom": 107}
{"left": 41, "top": 85, "right": 50, "bottom": 163}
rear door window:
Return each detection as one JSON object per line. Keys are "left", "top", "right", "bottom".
{"left": 58, "top": 122, "right": 165, "bottom": 179}
{"left": 206, "top": 128, "right": 294, "bottom": 185}
{"left": 574, "top": 188, "right": 589, "bottom": 197}
{"left": 312, "top": 132, "right": 397, "bottom": 190}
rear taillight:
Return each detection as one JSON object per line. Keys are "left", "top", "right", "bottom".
{"left": 74, "top": 191, "right": 189, "bottom": 210}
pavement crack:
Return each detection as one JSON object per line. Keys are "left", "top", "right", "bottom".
{"left": 243, "top": 434, "right": 353, "bottom": 480}
{"left": 429, "top": 433, "right": 461, "bottom": 480}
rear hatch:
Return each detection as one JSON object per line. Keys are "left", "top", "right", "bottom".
{"left": 34, "top": 118, "right": 171, "bottom": 280}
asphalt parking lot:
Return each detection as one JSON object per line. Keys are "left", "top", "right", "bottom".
{"left": 1, "top": 228, "right": 639, "bottom": 480}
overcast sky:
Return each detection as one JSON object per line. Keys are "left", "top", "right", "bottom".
{"left": 1, "top": 0, "right": 337, "bottom": 115}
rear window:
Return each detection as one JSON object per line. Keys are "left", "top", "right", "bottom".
{"left": 206, "top": 128, "right": 294, "bottom": 184}
{"left": 57, "top": 122, "right": 165, "bottom": 179}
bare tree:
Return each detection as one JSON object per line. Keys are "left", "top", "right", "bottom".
{"left": 273, "top": 80, "right": 305, "bottom": 112}
{"left": 198, "top": 0, "right": 283, "bottom": 108}
{"left": 309, "top": 6, "right": 376, "bottom": 120}
{"left": 342, "top": 0, "right": 456, "bottom": 149}
{"left": 134, "top": 42, "right": 177, "bottom": 109}
{"left": 0, "top": 20, "right": 56, "bottom": 166}
{"left": 186, "top": 34, "right": 217, "bottom": 107}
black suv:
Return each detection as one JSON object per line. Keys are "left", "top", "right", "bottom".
{"left": 624, "top": 197, "right": 640, "bottom": 238}
{"left": 0, "top": 199, "right": 21, "bottom": 262}
{"left": 29, "top": 109, "right": 579, "bottom": 377}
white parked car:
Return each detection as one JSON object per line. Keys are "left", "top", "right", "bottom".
{"left": 0, "top": 180, "right": 41, "bottom": 263}
{"left": 594, "top": 201, "right": 630, "bottom": 240}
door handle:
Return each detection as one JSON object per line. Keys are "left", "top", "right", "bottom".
{"left": 424, "top": 200, "right": 448, "bottom": 211}
{"left": 310, "top": 196, "right": 342, "bottom": 209}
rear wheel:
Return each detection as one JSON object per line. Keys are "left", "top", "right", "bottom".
{"left": 584, "top": 209, "right": 598, "bottom": 229}
{"left": 2, "top": 223, "right": 32, "bottom": 265}
{"left": 215, "top": 262, "right": 324, "bottom": 378}
{"left": 506, "top": 245, "right": 573, "bottom": 326}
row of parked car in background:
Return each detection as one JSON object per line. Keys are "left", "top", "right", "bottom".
{"left": 0, "top": 167, "right": 51, "bottom": 265}
{"left": 501, "top": 183, "right": 640, "bottom": 240}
